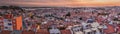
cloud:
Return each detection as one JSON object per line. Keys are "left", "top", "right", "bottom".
{"left": 0, "top": 0, "right": 120, "bottom": 7}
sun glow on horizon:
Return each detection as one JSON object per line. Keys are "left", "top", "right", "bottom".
{"left": 0, "top": 0, "right": 120, "bottom": 7}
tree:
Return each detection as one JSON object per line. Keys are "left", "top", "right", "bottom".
{"left": 0, "top": 6, "right": 8, "bottom": 9}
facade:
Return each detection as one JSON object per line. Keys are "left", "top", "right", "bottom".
{"left": 0, "top": 15, "right": 22, "bottom": 31}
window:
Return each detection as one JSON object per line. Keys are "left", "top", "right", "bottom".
{"left": 51, "top": 33, "right": 55, "bottom": 34}
{"left": 8, "top": 23, "right": 12, "bottom": 26}
{"left": 56, "top": 33, "right": 60, "bottom": 34}
{"left": 5, "top": 27, "right": 8, "bottom": 29}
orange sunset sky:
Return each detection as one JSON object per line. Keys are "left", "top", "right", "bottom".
{"left": 0, "top": 0, "right": 120, "bottom": 7}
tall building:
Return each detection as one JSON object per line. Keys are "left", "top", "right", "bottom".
{"left": 0, "top": 16, "right": 22, "bottom": 31}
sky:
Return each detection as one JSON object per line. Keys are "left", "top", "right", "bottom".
{"left": 0, "top": 0, "right": 120, "bottom": 7}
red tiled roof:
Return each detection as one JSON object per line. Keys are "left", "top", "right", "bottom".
{"left": 117, "top": 25, "right": 120, "bottom": 32}
{"left": 36, "top": 29, "right": 49, "bottom": 34}
{"left": 0, "top": 30, "right": 11, "bottom": 34}
{"left": 60, "top": 30, "right": 71, "bottom": 34}
{"left": 22, "top": 30, "right": 35, "bottom": 34}
{"left": 104, "top": 24, "right": 115, "bottom": 34}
